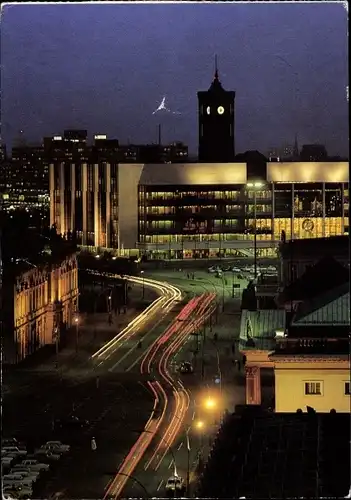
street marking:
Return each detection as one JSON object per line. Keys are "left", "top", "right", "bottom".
{"left": 168, "top": 458, "right": 174, "bottom": 469}
{"left": 177, "top": 442, "right": 183, "bottom": 451}
{"left": 157, "top": 479, "right": 164, "bottom": 491}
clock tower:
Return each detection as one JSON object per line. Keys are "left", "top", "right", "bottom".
{"left": 197, "top": 59, "right": 235, "bottom": 162}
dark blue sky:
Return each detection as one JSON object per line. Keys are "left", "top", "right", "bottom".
{"left": 1, "top": 2, "right": 348, "bottom": 156}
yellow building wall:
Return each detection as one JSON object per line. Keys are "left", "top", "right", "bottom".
{"left": 275, "top": 364, "right": 350, "bottom": 413}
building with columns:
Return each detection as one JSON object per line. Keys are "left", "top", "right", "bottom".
{"left": 2, "top": 251, "right": 78, "bottom": 364}
{"left": 49, "top": 160, "right": 349, "bottom": 258}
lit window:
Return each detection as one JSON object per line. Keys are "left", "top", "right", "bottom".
{"left": 305, "top": 382, "right": 322, "bottom": 395}
{"left": 345, "top": 382, "right": 350, "bottom": 395}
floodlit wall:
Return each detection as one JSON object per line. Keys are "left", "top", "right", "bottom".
{"left": 274, "top": 360, "right": 350, "bottom": 413}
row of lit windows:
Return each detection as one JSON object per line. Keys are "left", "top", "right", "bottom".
{"left": 142, "top": 233, "right": 275, "bottom": 244}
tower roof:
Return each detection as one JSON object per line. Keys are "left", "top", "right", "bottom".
{"left": 208, "top": 55, "right": 224, "bottom": 92}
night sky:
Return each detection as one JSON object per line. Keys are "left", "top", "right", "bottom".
{"left": 1, "top": 2, "right": 348, "bottom": 156}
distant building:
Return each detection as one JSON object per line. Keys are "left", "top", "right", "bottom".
{"left": 197, "top": 60, "right": 235, "bottom": 162}
{"left": 0, "top": 145, "right": 49, "bottom": 210}
{"left": 300, "top": 144, "right": 328, "bottom": 161}
{"left": 0, "top": 144, "right": 6, "bottom": 162}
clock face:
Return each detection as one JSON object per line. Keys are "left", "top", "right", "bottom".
{"left": 217, "top": 106, "right": 225, "bottom": 115}
{"left": 206, "top": 106, "right": 211, "bottom": 115}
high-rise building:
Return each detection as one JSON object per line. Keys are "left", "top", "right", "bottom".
{"left": 197, "top": 59, "right": 235, "bottom": 162}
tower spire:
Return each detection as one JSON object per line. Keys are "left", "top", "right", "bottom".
{"left": 293, "top": 132, "right": 299, "bottom": 159}
{"left": 214, "top": 54, "right": 219, "bottom": 80}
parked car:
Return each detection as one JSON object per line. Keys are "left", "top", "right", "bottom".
{"left": 3, "top": 447, "right": 27, "bottom": 457}
{"left": 208, "top": 266, "right": 221, "bottom": 274}
{"left": 6, "top": 471, "right": 35, "bottom": 482}
{"left": 178, "top": 361, "right": 194, "bottom": 374}
{"left": 10, "top": 467, "right": 40, "bottom": 481}
{"left": 232, "top": 267, "right": 242, "bottom": 273}
{"left": 2, "top": 456, "right": 15, "bottom": 467}
{"left": 3, "top": 478, "right": 34, "bottom": 489}
{"left": 3, "top": 484, "right": 33, "bottom": 499}
{"left": 56, "top": 416, "right": 89, "bottom": 430}
{"left": 44, "top": 441, "right": 70, "bottom": 453}
{"left": 32, "top": 450, "right": 61, "bottom": 462}
{"left": 21, "top": 460, "right": 50, "bottom": 472}
{"left": 3, "top": 474, "right": 33, "bottom": 484}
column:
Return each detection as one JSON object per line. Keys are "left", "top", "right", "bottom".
{"left": 341, "top": 183, "right": 345, "bottom": 234}
{"left": 322, "top": 183, "right": 326, "bottom": 237}
{"left": 245, "top": 366, "right": 261, "bottom": 405}
{"left": 291, "top": 183, "right": 294, "bottom": 240}
{"left": 82, "top": 163, "right": 87, "bottom": 246}
{"left": 93, "top": 164, "right": 100, "bottom": 247}
{"left": 59, "top": 163, "right": 65, "bottom": 236}
{"left": 271, "top": 182, "right": 275, "bottom": 242}
{"left": 70, "top": 164, "right": 76, "bottom": 232}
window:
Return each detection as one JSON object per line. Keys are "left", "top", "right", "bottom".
{"left": 305, "top": 382, "right": 322, "bottom": 395}
{"left": 345, "top": 382, "right": 350, "bottom": 395}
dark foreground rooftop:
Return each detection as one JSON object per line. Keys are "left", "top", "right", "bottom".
{"left": 197, "top": 406, "right": 350, "bottom": 498}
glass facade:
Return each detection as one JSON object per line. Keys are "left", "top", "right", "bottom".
{"left": 139, "top": 182, "right": 349, "bottom": 257}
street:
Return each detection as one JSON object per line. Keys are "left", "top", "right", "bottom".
{"left": 121, "top": 267, "right": 249, "bottom": 498}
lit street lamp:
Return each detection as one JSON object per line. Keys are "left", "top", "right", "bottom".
{"left": 246, "top": 181, "right": 264, "bottom": 278}
{"left": 74, "top": 315, "right": 79, "bottom": 353}
{"left": 140, "top": 270, "right": 145, "bottom": 299}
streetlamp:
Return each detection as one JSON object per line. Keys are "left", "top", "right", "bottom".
{"left": 246, "top": 181, "right": 264, "bottom": 279}
{"left": 140, "top": 270, "right": 145, "bottom": 299}
{"left": 74, "top": 315, "right": 79, "bottom": 353}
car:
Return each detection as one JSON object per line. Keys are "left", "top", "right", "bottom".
{"left": 6, "top": 471, "right": 35, "bottom": 482}
{"left": 208, "top": 266, "right": 220, "bottom": 273}
{"left": 2, "top": 456, "right": 15, "bottom": 467}
{"left": 232, "top": 267, "right": 242, "bottom": 273}
{"left": 3, "top": 474, "right": 33, "bottom": 483}
{"left": 221, "top": 265, "right": 231, "bottom": 272}
{"left": 3, "top": 447, "right": 27, "bottom": 457}
{"left": 21, "top": 460, "right": 50, "bottom": 471}
{"left": 32, "top": 450, "right": 61, "bottom": 462}
{"left": 179, "top": 361, "right": 194, "bottom": 374}
{"left": 44, "top": 441, "right": 70, "bottom": 452}
{"left": 10, "top": 467, "right": 40, "bottom": 481}
{"left": 3, "top": 478, "right": 34, "bottom": 490}
{"left": 56, "top": 416, "right": 89, "bottom": 430}
{"left": 3, "top": 485, "right": 33, "bottom": 499}
{"left": 165, "top": 475, "right": 185, "bottom": 495}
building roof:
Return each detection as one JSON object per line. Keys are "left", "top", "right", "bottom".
{"left": 138, "top": 162, "right": 247, "bottom": 186}
{"left": 198, "top": 408, "right": 350, "bottom": 499}
{"left": 272, "top": 337, "right": 350, "bottom": 356}
{"left": 279, "top": 235, "right": 349, "bottom": 259}
{"left": 267, "top": 161, "right": 348, "bottom": 182}
{"left": 292, "top": 281, "right": 350, "bottom": 326}
{"left": 239, "top": 310, "right": 285, "bottom": 350}
{"left": 279, "top": 256, "right": 349, "bottom": 303}
{"left": 130, "top": 161, "right": 349, "bottom": 186}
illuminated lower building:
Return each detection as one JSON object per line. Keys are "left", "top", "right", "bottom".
{"left": 50, "top": 161, "right": 349, "bottom": 258}
{"left": 2, "top": 253, "right": 78, "bottom": 364}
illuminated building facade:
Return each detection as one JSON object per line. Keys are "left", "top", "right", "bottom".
{"left": 2, "top": 253, "right": 78, "bottom": 364}
{"left": 50, "top": 161, "right": 349, "bottom": 258}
